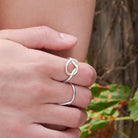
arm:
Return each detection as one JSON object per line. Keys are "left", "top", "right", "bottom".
{"left": 0, "top": 0, "right": 96, "bottom": 61}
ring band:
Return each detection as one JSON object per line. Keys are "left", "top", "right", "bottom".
{"left": 60, "top": 84, "right": 76, "bottom": 106}
{"left": 64, "top": 57, "right": 78, "bottom": 82}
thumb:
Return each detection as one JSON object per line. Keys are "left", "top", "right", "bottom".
{"left": 0, "top": 26, "right": 77, "bottom": 50}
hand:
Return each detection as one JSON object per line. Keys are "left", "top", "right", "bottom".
{"left": 0, "top": 26, "right": 97, "bottom": 138}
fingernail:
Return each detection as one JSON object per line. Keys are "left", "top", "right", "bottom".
{"left": 60, "top": 33, "right": 77, "bottom": 43}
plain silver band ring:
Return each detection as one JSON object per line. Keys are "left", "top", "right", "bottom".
{"left": 64, "top": 57, "right": 78, "bottom": 82}
{"left": 60, "top": 84, "right": 76, "bottom": 106}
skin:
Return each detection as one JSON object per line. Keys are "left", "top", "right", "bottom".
{"left": 0, "top": 26, "right": 96, "bottom": 138}
{"left": 0, "top": 0, "right": 96, "bottom": 137}
{"left": 0, "top": 0, "right": 96, "bottom": 61}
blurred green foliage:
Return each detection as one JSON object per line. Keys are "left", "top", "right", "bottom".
{"left": 80, "top": 84, "right": 138, "bottom": 138}
{"left": 129, "top": 88, "right": 138, "bottom": 121}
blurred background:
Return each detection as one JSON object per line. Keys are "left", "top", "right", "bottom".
{"left": 87, "top": 0, "right": 138, "bottom": 137}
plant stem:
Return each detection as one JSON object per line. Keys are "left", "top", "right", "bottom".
{"left": 119, "top": 130, "right": 130, "bottom": 138}
{"left": 115, "top": 116, "right": 132, "bottom": 121}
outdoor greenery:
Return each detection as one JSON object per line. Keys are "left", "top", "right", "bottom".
{"left": 85, "top": 0, "right": 137, "bottom": 137}
{"left": 80, "top": 84, "right": 138, "bottom": 138}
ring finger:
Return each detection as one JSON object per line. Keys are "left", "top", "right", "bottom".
{"left": 40, "top": 80, "right": 92, "bottom": 108}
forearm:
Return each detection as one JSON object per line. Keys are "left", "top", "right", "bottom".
{"left": 50, "top": 0, "right": 96, "bottom": 61}
{"left": 0, "top": 0, "right": 96, "bottom": 61}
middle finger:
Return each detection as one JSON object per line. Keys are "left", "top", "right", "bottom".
{"left": 40, "top": 54, "right": 97, "bottom": 86}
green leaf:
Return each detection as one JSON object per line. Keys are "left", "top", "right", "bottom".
{"left": 129, "top": 88, "right": 138, "bottom": 121}
{"left": 80, "top": 84, "right": 131, "bottom": 137}
{"left": 88, "top": 84, "right": 130, "bottom": 113}
{"left": 80, "top": 124, "right": 91, "bottom": 138}
{"left": 90, "top": 119, "right": 110, "bottom": 131}
{"left": 80, "top": 119, "right": 110, "bottom": 138}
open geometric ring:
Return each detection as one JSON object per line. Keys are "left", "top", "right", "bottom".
{"left": 64, "top": 57, "right": 79, "bottom": 82}
{"left": 60, "top": 84, "right": 76, "bottom": 106}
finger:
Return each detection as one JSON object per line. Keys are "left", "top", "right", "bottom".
{"left": 47, "top": 55, "right": 97, "bottom": 86}
{"left": 39, "top": 81, "right": 92, "bottom": 108}
{"left": 57, "top": 82, "right": 92, "bottom": 108}
{"left": 0, "top": 26, "right": 77, "bottom": 50}
{"left": 31, "top": 104, "right": 87, "bottom": 128}
{"left": 34, "top": 53, "right": 97, "bottom": 86}
{"left": 30, "top": 124, "right": 81, "bottom": 138}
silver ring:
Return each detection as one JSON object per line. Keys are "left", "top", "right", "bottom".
{"left": 64, "top": 57, "right": 78, "bottom": 82}
{"left": 60, "top": 84, "right": 76, "bottom": 106}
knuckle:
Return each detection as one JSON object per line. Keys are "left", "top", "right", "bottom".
{"left": 82, "top": 88, "right": 92, "bottom": 108}
{"left": 34, "top": 26, "right": 49, "bottom": 45}
{"left": 71, "top": 109, "right": 85, "bottom": 128}
{"left": 36, "top": 26, "right": 48, "bottom": 33}
{"left": 31, "top": 61, "right": 49, "bottom": 74}
{"left": 36, "top": 26, "right": 50, "bottom": 38}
